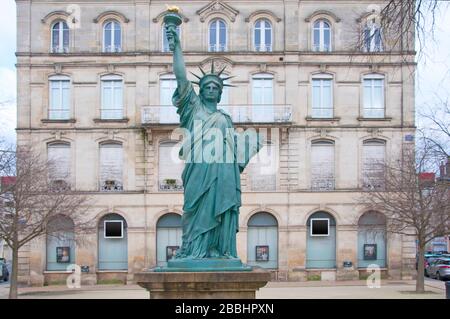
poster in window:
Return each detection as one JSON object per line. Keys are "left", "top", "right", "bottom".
{"left": 255, "top": 245, "right": 269, "bottom": 262}
{"left": 56, "top": 247, "right": 70, "bottom": 263}
{"left": 166, "top": 246, "right": 179, "bottom": 261}
{"left": 363, "top": 244, "right": 377, "bottom": 260}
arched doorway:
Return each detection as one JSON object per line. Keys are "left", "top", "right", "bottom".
{"left": 156, "top": 213, "right": 182, "bottom": 266}
{"left": 46, "top": 215, "right": 75, "bottom": 271}
{"left": 98, "top": 213, "right": 128, "bottom": 270}
{"left": 247, "top": 212, "right": 278, "bottom": 269}
{"left": 358, "top": 211, "right": 387, "bottom": 268}
{"left": 306, "top": 211, "right": 336, "bottom": 268}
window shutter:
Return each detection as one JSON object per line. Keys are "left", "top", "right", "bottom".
{"left": 159, "top": 143, "right": 184, "bottom": 190}
{"left": 100, "top": 144, "right": 123, "bottom": 189}
{"left": 311, "top": 143, "right": 335, "bottom": 190}
{"left": 362, "top": 142, "right": 385, "bottom": 189}
{"left": 48, "top": 144, "right": 71, "bottom": 181}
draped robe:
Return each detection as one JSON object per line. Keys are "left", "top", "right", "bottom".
{"left": 173, "top": 82, "right": 261, "bottom": 259}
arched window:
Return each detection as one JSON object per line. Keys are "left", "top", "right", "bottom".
{"left": 254, "top": 19, "right": 272, "bottom": 52}
{"left": 101, "top": 74, "right": 123, "bottom": 119}
{"left": 306, "top": 211, "right": 336, "bottom": 269}
{"left": 312, "top": 74, "right": 333, "bottom": 118}
{"left": 162, "top": 24, "right": 181, "bottom": 52}
{"left": 252, "top": 73, "right": 274, "bottom": 122}
{"left": 159, "top": 74, "right": 179, "bottom": 123}
{"left": 49, "top": 75, "right": 71, "bottom": 120}
{"left": 159, "top": 141, "right": 184, "bottom": 191}
{"left": 51, "top": 21, "right": 69, "bottom": 53}
{"left": 46, "top": 215, "right": 75, "bottom": 270}
{"left": 156, "top": 213, "right": 182, "bottom": 266}
{"left": 313, "top": 19, "right": 331, "bottom": 52}
{"left": 98, "top": 213, "right": 128, "bottom": 270}
{"left": 209, "top": 19, "right": 227, "bottom": 52}
{"left": 247, "top": 212, "right": 278, "bottom": 269}
{"left": 358, "top": 211, "right": 387, "bottom": 268}
{"left": 362, "top": 139, "right": 386, "bottom": 190}
{"left": 47, "top": 142, "right": 71, "bottom": 190}
{"left": 363, "top": 19, "right": 383, "bottom": 52}
{"left": 99, "top": 142, "right": 123, "bottom": 191}
{"left": 363, "top": 74, "right": 385, "bottom": 118}
{"left": 311, "top": 140, "right": 335, "bottom": 191}
{"left": 103, "top": 20, "right": 122, "bottom": 53}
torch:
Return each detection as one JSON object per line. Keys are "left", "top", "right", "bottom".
{"left": 163, "top": 6, "right": 183, "bottom": 51}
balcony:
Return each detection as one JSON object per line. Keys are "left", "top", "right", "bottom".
{"left": 141, "top": 105, "right": 292, "bottom": 125}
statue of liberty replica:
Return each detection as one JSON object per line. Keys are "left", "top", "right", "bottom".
{"left": 161, "top": 7, "right": 263, "bottom": 271}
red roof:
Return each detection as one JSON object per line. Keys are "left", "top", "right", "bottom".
{"left": 1, "top": 176, "right": 16, "bottom": 186}
{"left": 419, "top": 173, "right": 436, "bottom": 181}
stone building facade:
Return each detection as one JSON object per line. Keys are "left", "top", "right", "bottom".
{"left": 15, "top": 0, "right": 416, "bottom": 286}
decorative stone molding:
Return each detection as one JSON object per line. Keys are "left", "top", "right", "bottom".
{"left": 152, "top": 10, "right": 189, "bottom": 23}
{"left": 54, "top": 63, "right": 63, "bottom": 74}
{"left": 305, "top": 10, "right": 341, "bottom": 23}
{"left": 245, "top": 10, "right": 282, "bottom": 23}
{"left": 200, "top": 57, "right": 232, "bottom": 71}
{"left": 41, "top": 11, "right": 71, "bottom": 24}
{"left": 93, "top": 11, "right": 130, "bottom": 24}
{"left": 196, "top": 0, "right": 239, "bottom": 23}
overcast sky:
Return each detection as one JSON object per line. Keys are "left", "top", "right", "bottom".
{"left": 0, "top": 0, "right": 449, "bottom": 146}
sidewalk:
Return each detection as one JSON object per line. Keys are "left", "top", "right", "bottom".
{"left": 0, "top": 279, "right": 445, "bottom": 299}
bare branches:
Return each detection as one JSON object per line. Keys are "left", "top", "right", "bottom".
{"left": 0, "top": 146, "right": 95, "bottom": 298}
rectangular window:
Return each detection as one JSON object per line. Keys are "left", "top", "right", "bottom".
{"left": 311, "top": 143, "right": 335, "bottom": 190}
{"left": 100, "top": 144, "right": 123, "bottom": 191}
{"left": 159, "top": 143, "right": 184, "bottom": 191}
{"left": 104, "top": 220, "right": 123, "bottom": 238}
{"left": 312, "top": 79, "right": 333, "bottom": 118}
{"left": 101, "top": 80, "right": 123, "bottom": 119}
{"left": 49, "top": 80, "right": 70, "bottom": 119}
{"left": 252, "top": 76, "right": 274, "bottom": 122}
{"left": 311, "top": 219, "right": 330, "bottom": 236}
{"left": 160, "top": 78, "right": 179, "bottom": 123}
{"left": 364, "top": 79, "right": 385, "bottom": 118}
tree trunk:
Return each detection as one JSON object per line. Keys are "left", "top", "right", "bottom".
{"left": 8, "top": 246, "right": 19, "bottom": 299}
{"left": 416, "top": 244, "right": 425, "bottom": 293}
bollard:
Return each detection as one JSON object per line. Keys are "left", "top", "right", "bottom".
{"left": 446, "top": 281, "right": 450, "bottom": 299}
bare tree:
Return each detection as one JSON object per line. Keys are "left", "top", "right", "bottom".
{"left": 0, "top": 146, "right": 94, "bottom": 299}
{"left": 360, "top": 141, "right": 450, "bottom": 293}
{"left": 420, "top": 99, "right": 450, "bottom": 159}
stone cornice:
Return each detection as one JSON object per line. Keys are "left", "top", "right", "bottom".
{"left": 305, "top": 10, "right": 342, "bottom": 23}
{"left": 245, "top": 10, "right": 282, "bottom": 23}
{"left": 196, "top": 0, "right": 239, "bottom": 23}
{"left": 93, "top": 11, "right": 130, "bottom": 24}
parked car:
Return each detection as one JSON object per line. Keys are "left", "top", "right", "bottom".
{"left": 427, "top": 258, "right": 450, "bottom": 281}
{"left": 424, "top": 256, "right": 441, "bottom": 277}
{"left": 0, "top": 259, "right": 9, "bottom": 282}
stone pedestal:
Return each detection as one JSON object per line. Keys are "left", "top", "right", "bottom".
{"left": 135, "top": 268, "right": 271, "bottom": 299}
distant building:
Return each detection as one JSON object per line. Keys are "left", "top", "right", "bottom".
{"left": 16, "top": 0, "right": 416, "bottom": 286}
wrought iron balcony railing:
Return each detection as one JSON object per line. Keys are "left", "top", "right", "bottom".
{"left": 141, "top": 104, "right": 292, "bottom": 125}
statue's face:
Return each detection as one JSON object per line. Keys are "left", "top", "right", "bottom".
{"left": 200, "top": 82, "right": 222, "bottom": 104}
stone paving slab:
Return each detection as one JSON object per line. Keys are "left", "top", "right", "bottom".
{"left": 0, "top": 279, "right": 445, "bottom": 299}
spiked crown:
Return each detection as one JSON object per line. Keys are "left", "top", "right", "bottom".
{"left": 190, "top": 61, "right": 235, "bottom": 91}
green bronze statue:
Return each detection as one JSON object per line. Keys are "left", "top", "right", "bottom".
{"left": 161, "top": 9, "right": 263, "bottom": 271}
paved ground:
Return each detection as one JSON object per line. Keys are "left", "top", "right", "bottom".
{"left": 0, "top": 278, "right": 446, "bottom": 299}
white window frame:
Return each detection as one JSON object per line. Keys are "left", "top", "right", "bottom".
{"left": 51, "top": 21, "right": 69, "bottom": 53}
{"left": 104, "top": 220, "right": 124, "bottom": 239}
{"left": 310, "top": 218, "right": 330, "bottom": 237}
{"left": 49, "top": 75, "right": 71, "bottom": 120}
{"left": 363, "top": 74, "right": 385, "bottom": 118}
{"left": 312, "top": 19, "right": 331, "bottom": 52}
{"left": 101, "top": 74, "right": 124, "bottom": 119}
{"left": 103, "top": 20, "right": 122, "bottom": 53}
{"left": 311, "top": 74, "right": 334, "bottom": 118}
{"left": 208, "top": 19, "right": 227, "bottom": 52}
{"left": 311, "top": 140, "right": 335, "bottom": 191}
{"left": 254, "top": 19, "right": 272, "bottom": 52}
